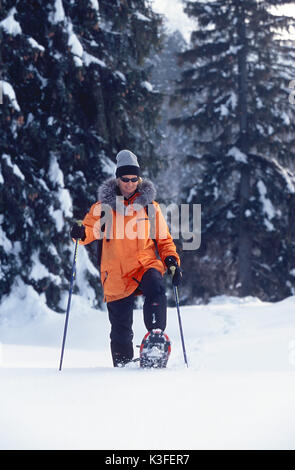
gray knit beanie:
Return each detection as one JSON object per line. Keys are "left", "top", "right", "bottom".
{"left": 115, "top": 149, "right": 140, "bottom": 177}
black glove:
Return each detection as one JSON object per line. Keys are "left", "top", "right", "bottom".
{"left": 70, "top": 223, "right": 86, "bottom": 241}
{"left": 165, "top": 256, "right": 182, "bottom": 286}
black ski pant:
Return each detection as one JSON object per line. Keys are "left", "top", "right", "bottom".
{"left": 107, "top": 268, "right": 167, "bottom": 367}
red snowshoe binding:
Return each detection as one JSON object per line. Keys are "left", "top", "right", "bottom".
{"left": 139, "top": 329, "right": 171, "bottom": 368}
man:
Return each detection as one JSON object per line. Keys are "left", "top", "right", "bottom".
{"left": 71, "top": 150, "right": 181, "bottom": 367}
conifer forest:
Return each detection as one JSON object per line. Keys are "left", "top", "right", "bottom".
{"left": 1, "top": 0, "right": 295, "bottom": 311}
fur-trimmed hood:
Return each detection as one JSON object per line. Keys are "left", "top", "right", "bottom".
{"left": 98, "top": 178, "right": 157, "bottom": 212}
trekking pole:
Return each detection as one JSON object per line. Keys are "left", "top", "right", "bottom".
{"left": 59, "top": 222, "right": 82, "bottom": 371}
{"left": 171, "top": 268, "right": 188, "bottom": 367}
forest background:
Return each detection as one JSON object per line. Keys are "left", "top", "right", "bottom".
{"left": 1, "top": 0, "right": 295, "bottom": 313}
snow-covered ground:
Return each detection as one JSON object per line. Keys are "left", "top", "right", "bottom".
{"left": 1, "top": 283, "right": 295, "bottom": 450}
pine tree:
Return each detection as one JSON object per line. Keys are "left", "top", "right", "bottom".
{"left": 0, "top": 0, "right": 163, "bottom": 311}
{"left": 171, "top": 0, "right": 295, "bottom": 302}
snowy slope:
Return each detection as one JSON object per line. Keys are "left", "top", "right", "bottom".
{"left": 1, "top": 284, "right": 295, "bottom": 450}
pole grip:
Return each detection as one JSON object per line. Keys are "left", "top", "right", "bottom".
{"left": 170, "top": 265, "right": 176, "bottom": 276}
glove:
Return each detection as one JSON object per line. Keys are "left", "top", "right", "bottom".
{"left": 165, "top": 256, "right": 182, "bottom": 286}
{"left": 70, "top": 223, "right": 86, "bottom": 241}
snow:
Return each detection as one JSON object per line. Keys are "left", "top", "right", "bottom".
{"left": 1, "top": 82, "right": 21, "bottom": 111}
{"left": 49, "top": 3, "right": 103, "bottom": 69}
{"left": 226, "top": 91, "right": 237, "bottom": 110}
{"left": 67, "top": 20, "right": 83, "bottom": 67}
{"left": 83, "top": 51, "right": 106, "bottom": 68}
{"left": 27, "top": 37, "right": 45, "bottom": 52}
{"left": 101, "top": 154, "right": 116, "bottom": 176}
{"left": 30, "top": 252, "right": 61, "bottom": 286}
{"left": 226, "top": 210, "right": 235, "bottom": 219}
{"left": 1, "top": 283, "right": 295, "bottom": 450}
{"left": 187, "top": 187, "right": 197, "bottom": 203}
{"left": 0, "top": 215, "right": 12, "bottom": 252}
{"left": 114, "top": 71, "right": 126, "bottom": 82}
{"left": 89, "top": 0, "right": 99, "bottom": 12}
{"left": 227, "top": 146, "right": 248, "bottom": 164}
{"left": 2, "top": 154, "right": 24, "bottom": 179}
{"left": 49, "top": 154, "right": 64, "bottom": 187}
{"left": 134, "top": 11, "right": 151, "bottom": 23}
{"left": 281, "top": 111, "right": 291, "bottom": 125}
{"left": 66, "top": 21, "right": 106, "bottom": 69}
{"left": 49, "top": 0, "right": 65, "bottom": 25}
{"left": 59, "top": 188, "right": 72, "bottom": 218}
{"left": 30, "top": 252, "right": 52, "bottom": 282}
{"left": 141, "top": 81, "right": 154, "bottom": 92}
{"left": 220, "top": 104, "right": 229, "bottom": 117}
{"left": 66, "top": 245, "right": 99, "bottom": 307}
{"left": 48, "top": 154, "right": 73, "bottom": 220}
{"left": 257, "top": 180, "right": 275, "bottom": 231}
{"left": 273, "top": 159, "right": 295, "bottom": 194}
{"left": 0, "top": 7, "right": 22, "bottom": 36}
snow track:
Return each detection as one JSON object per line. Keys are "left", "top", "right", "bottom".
{"left": 1, "top": 292, "right": 295, "bottom": 449}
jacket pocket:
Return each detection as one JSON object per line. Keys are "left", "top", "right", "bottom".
{"left": 101, "top": 270, "right": 126, "bottom": 297}
{"left": 101, "top": 270, "right": 108, "bottom": 286}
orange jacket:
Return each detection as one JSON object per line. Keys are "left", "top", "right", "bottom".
{"left": 79, "top": 178, "right": 180, "bottom": 303}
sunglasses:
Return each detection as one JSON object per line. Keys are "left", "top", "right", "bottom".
{"left": 120, "top": 176, "right": 139, "bottom": 183}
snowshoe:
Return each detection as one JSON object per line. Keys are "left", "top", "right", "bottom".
{"left": 139, "top": 329, "right": 171, "bottom": 368}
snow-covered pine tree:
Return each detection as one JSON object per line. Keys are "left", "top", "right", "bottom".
{"left": 0, "top": 0, "right": 162, "bottom": 311}
{"left": 171, "top": 0, "right": 295, "bottom": 302}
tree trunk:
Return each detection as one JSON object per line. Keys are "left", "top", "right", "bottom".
{"left": 236, "top": 2, "right": 252, "bottom": 296}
